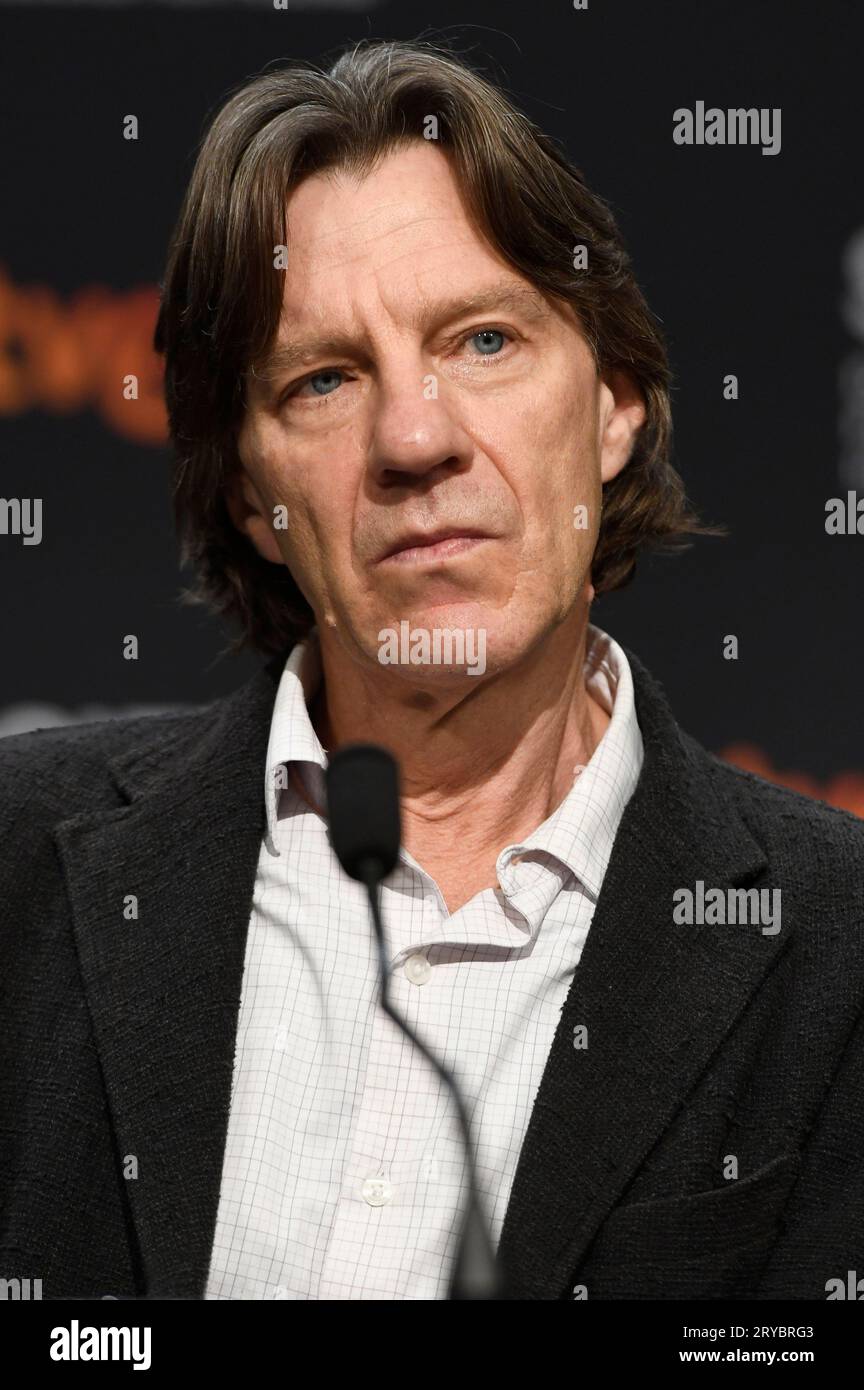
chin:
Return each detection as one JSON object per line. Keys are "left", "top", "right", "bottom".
{"left": 362, "top": 601, "right": 552, "bottom": 685}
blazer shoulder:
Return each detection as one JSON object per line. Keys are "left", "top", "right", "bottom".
{"left": 701, "top": 740, "right": 864, "bottom": 871}
{"left": 0, "top": 706, "right": 209, "bottom": 827}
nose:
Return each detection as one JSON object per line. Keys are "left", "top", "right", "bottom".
{"left": 368, "top": 353, "right": 474, "bottom": 489}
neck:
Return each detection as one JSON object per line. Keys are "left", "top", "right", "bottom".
{"left": 309, "top": 603, "right": 610, "bottom": 877}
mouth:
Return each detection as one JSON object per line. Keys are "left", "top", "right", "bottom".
{"left": 377, "top": 529, "right": 494, "bottom": 566}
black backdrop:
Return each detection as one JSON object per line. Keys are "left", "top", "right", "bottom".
{"left": 1, "top": 0, "right": 862, "bottom": 812}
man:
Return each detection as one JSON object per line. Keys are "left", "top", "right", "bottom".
{"left": 2, "top": 39, "right": 863, "bottom": 1302}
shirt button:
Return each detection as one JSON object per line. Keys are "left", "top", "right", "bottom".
{"left": 361, "top": 1176, "right": 393, "bottom": 1206}
{"left": 404, "top": 952, "right": 431, "bottom": 985}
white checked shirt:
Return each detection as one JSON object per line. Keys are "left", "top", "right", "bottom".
{"left": 205, "top": 623, "right": 644, "bottom": 1300}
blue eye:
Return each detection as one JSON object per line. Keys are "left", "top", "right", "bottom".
{"left": 469, "top": 329, "right": 506, "bottom": 355}
{"left": 306, "top": 370, "right": 343, "bottom": 396}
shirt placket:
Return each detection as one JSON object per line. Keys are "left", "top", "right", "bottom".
{"left": 317, "top": 868, "right": 448, "bottom": 1299}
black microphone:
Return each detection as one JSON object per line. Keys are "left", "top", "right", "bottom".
{"left": 325, "top": 744, "right": 510, "bottom": 1301}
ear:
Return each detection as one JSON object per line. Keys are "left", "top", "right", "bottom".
{"left": 225, "top": 466, "right": 284, "bottom": 566}
{"left": 598, "top": 369, "right": 647, "bottom": 484}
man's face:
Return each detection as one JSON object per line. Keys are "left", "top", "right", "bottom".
{"left": 230, "top": 140, "right": 644, "bottom": 683}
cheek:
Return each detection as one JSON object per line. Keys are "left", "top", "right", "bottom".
{"left": 255, "top": 439, "right": 360, "bottom": 591}
{"left": 507, "top": 387, "right": 601, "bottom": 536}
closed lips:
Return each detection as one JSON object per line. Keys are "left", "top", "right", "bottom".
{"left": 377, "top": 529, "right": 491, "bottom": 561}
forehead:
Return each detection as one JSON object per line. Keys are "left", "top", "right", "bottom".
{"left": 282, "top": 140, "right": 483, "bottom": 279}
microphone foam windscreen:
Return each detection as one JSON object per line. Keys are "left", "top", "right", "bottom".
{"left": 325, "top": 743, "right": 401, "bottom": 883}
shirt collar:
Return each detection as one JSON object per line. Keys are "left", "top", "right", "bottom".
{"left": 263, "top": 630, "right": 326, "bottom": 856}
{"left": 263, "top": 622, "right": 643, "bottom": 896}
{"left": 492, "top": 624, "right": 643, "bottom": 902}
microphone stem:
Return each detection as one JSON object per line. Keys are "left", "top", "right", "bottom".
{"left": 362, "top": 874, "right": 509, "bottom": 1299}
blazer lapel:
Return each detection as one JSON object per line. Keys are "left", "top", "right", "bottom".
{"left": 54, "top": 652, "right": 284, "bottom": 1297}
{"left": 497, "top": 648, "right": 785, "bottom": 1299}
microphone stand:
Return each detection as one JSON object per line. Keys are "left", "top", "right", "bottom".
{"left": 358, "top": 861, "right": 511, "bottom": 1301}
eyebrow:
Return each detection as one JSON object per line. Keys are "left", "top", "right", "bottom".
{"left": 249, "top": 279, "right": 553, "bottom": 385}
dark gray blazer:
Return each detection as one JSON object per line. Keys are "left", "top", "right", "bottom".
{"left": 1, "top": 645, "right": 863, "bottom": 1301}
